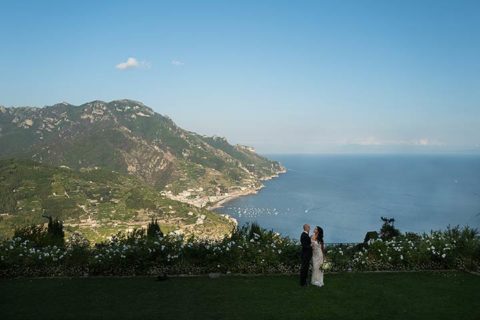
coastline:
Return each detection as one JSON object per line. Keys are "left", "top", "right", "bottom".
{"left": 208, "top": 167, "right": 287, "bottom": 211}
{"left": 164, "top": 166, "right": 287, "bottom": 217}
{"left": 207, "top": 186, "right": 263, "bottom": 210}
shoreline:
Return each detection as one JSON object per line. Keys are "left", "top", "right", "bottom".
{"left": 208, "top": 167, "right": 287, "bottom": 211}
{"left": 207, "top": 185, "right": 263, "bottom": 210}
{"left": 164, "top": 166, "right": 287, "bottom": 216}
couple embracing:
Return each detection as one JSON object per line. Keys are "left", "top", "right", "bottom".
{"left": 300, "top": 224, "right": 325, "bottom": 287}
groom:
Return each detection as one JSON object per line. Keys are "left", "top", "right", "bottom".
{"left": 300, "top": 224, "right": 312, "bottom": 286}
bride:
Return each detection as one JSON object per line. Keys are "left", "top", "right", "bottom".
{"left": 311, "top": 226, "right": 325, "bottom": 287}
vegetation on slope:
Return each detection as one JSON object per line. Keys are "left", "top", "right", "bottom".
{"left": 0, "top": 100, "right": 284, "bottom": 197}
{"left": 0, "top": 159, "right": 234, "bottom": 242}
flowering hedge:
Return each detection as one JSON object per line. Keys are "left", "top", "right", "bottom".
{"left": 0, "top": 224, "right": 478, "bottom": 277}
{"left": 328, "top": 227, "right": 480, "bottom": 272}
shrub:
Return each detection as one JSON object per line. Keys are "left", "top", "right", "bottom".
{"left": 64, "top": 232, "right": 91, "bottom": 268}
{"left": 12, "top": 218, "right": 65, "bottom": 248}
{"left": 379, "top": 217, "right": 400, "bottom": 240}
{"left": 0, "top": 223, "right": 478, "bottom": 277}
{"left": 363, "top": 231, "right": 378, "bottom": 243}
{"left": 13, "top": 225, "right": 50, "bottom": 247}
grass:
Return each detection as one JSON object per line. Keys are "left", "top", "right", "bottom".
{"left": 1, "top": 272, "right": 479, "bottom": 320}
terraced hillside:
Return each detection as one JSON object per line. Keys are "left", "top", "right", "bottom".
{"left": 0, "top": 159, "right": 235, "bottom": 241}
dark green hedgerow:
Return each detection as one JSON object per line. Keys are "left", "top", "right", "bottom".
{"left": 0, "top": 223, "right": 478, "bottom": 277}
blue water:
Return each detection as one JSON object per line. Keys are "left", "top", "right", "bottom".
{"left": 216, "top": 154, "right": 480, "bottom": 243}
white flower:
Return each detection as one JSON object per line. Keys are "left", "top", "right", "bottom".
{"left": 278, "top": 250, "right": 282, "bottom": 254}
{"left": 400, "top": 255, "right": 403, "bottom": 260}
{"left": 442, "top": 253, "right": 446, "bottom": 258}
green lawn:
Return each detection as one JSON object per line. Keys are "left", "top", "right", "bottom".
{"left": 1, "top": 272, "right": 479, "bottom": 320}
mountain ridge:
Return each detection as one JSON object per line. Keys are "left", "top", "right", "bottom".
{"left": 0, "top": 99, "right": 285, "bottom": 239}
{"left": 0, "top": 99, "right": 285, "bottom": 207}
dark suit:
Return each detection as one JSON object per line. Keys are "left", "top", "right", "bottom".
{"left": 300, "top": 231, "right": 312, "bottom": 286}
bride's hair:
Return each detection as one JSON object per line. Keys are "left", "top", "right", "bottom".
{"left": 315, "top": 226, "right": 324, "bottom": 244}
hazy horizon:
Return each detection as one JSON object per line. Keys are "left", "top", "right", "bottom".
{"left": 1, "top": 0, "right": 479, "bottom": 154}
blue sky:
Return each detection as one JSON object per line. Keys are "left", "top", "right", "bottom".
{"left": 1, "top": 0, "right": 479, "bottom": 154}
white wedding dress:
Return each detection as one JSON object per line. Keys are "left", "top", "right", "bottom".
{"left": 311, "top": 240, "right": 324, "bottom": 287}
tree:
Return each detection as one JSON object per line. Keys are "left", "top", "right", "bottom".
{"left": 379, "top": 216, "right": 400, "bottom": 240}
{"left": 147, "top": 218, "right": 163, "bottom": 239}
{"left": 363, "top": 231, "right": 379, "bottom": 243}
{"left": 43, "top": 213, "right": 65, "bottom": 246}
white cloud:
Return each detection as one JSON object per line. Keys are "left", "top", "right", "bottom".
{"left": 339, "top": 136, "right": 392, "bottom": 146}
{"left": 356, "top": 136, "right": 383, "bottom": 146}
{"left": 171, "top": 59, "right": 185, "bottom": 66}
{"left": 414, "top": 138, "right": 430, "bottom": 146}
{"left": 340, "top": 137, "right": 443, "bottom": 147}
{"left": 411, "top": 138, "right": 443, "bottom": 146}
{"left": 116, "top": 57, "right": 139, "bottom": 70}
{"left": 115, "top": 57, "right": 150, "bottom": 70}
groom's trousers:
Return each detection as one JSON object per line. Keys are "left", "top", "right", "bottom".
{"left": 300, "top": 253, "right": 312, "bottom": 286}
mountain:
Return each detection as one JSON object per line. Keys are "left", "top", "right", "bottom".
{"left": 0, "top": 159, "right": 235, "bottom": 241}
{"left": 0, "top": 100, "right": 285, "bottom": 207}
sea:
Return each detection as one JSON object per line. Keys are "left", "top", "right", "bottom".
{"left": 215, "top": 154, "right": 480, "bottom": 243}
